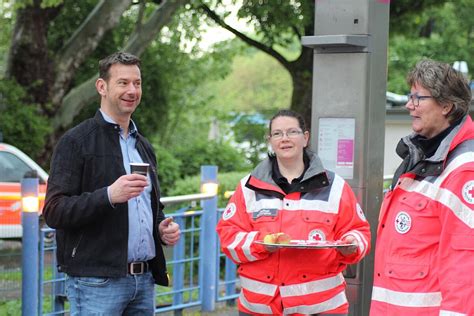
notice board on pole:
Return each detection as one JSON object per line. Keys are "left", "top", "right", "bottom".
{"left": 317, "top": 118, "right": 355, "bottom": 179}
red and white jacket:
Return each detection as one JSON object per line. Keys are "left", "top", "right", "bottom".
{"left": 217, "top": 152, "right": 370, "bottom": 315}
{"left": 371, "top": 116, "right": 474, "bottom": 316}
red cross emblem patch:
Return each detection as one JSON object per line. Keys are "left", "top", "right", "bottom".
{"left": 462, "top": 181, "right": 474, "bottom": 204}
{"left": 308, "top": 229, "right": 326, "bottom": 242}
{"left": 222, "top": 203, "right": 236, "bottom": 221}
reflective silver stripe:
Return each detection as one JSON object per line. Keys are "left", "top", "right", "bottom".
{"left": 397, "top": 151, "right": 474, "bottom": 229}
{"left": 240, "top": 175, "right": 256, "bottom": 213}
{"left": 239, "top": 291, "right": 273, "bottom": 314}
{"left": 284, "top": 290, "right": 347, "bottom": 315}
{"left": 227, "top": 232, "right": 246, "bottom": 263}
{"left": 400, "top": 178, "right": 474, "bottom": 228}
{"left": 253, "top": 198, "right": 282, "bottom": 211}
{"left": 297, "top": 174, "right": 344, "bottom": 213}
{"left": 241, "top": 172, "right": 346, "bottom": 214}
{"left": 371, "top": 286, "right": 442, "bottom": 307}
{"left": 242, "top": 231, "right": 258, "bottom": 261}
{"left": 240, "top": 276, "right": 277, "bottom": 296}
{"left": 433, "top": 152, "right": 474, "bottom": 186}
{"left": 342, "top": 230, "right": 368, "bottom": 256}
{"left": 440, "top": 310, "right": 467, "bottom": 316}
{"left": 280, "top": 273, "right": 344, "bottom": 297}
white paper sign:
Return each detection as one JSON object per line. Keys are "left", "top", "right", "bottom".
{"left": 318, "top": 118, "right": 355, "bottom": 179}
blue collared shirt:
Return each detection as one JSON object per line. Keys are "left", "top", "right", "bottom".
{"left": 100, "top": 110, "right": 155, "bottom": 262}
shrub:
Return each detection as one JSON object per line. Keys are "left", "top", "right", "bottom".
{"left": 167, "top": 170, "right": 249, "bottom": 208}
{"left": 173, "top": 139, "right": 249, "bottom": 178}
{"left": 0, "top": 79, "right": 50, "bottom": 159}
{"left": 153, "top": 143, "right": 182, "bottom": 196}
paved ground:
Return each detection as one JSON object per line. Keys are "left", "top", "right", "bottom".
{"left": 158, "top": 303, "right": 239, "bottom": 315}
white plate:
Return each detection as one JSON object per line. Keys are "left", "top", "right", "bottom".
{"left": 254, "top": 240, "right": 357, "bottom": 249}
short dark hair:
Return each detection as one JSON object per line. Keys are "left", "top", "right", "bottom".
{"left": 269, "top": 109, "right": 307, "bottom": 134}
{"left": 407, "top": 59, "right": 472, "bottom": 123}
{"left": 98, "top": 52, "right": 141, "bottom": 82}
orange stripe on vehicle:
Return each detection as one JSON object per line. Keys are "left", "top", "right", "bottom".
{"left": 0, "top": 193, "right": 46, "bottom": 200}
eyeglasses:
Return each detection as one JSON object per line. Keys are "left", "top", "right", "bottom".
{"left": 407, "top": 93, "right": 434, "bottom": 107}
{"left": 269, "top": 129, "right": 304, "bottom": 140}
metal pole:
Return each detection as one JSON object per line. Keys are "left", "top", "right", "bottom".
{"left": 302, "top": 1, "right": 390, "bottom": 315}
{"left": 224, "top": 256, "right": 236, "bottom": 304}
{"left": 173, "top": 209, "right": 186, "bottom": 316}
{"left": 199, "top": 165, "right": 218, "bottom": 312}
{"left": 21, "top": 176, "right": 39, "bottom": 316}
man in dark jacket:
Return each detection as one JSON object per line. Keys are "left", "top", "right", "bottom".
{"left": 43, "top": 51, "right": 180, "bottom": 315}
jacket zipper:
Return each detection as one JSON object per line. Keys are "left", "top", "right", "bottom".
{"left": 71, "top": 234, "right": 84, "bottom": 258}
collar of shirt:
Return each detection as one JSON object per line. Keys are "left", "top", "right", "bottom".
{"left": 271, "top": 151, "right": 310, "bottom": 194}
{"left": 99, "top": 110, "right": 138, "bottom": 138}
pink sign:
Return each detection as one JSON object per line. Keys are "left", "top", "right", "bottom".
{"left": 337, "top": 139, "right": 354, "bottom": 166}
{"left": 377, "top": 0, "right": 391, "bottom": 3}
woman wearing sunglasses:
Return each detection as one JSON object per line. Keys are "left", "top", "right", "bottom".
{"left": 217, "top": 109, "right": 370, "bottom": 315}
{"left": 371, "top": 59, "right": 474, "bottom": 315}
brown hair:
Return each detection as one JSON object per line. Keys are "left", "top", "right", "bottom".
{"left": 407, "top": 59, "right": 471, "bottom": 123}
{"left": 269, "top": 109, "right": 307, "bottom": 134}
{"left": 98, "top": 52, "right": 141, "bottom": 82}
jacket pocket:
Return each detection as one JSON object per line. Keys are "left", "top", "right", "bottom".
{"left": 396, "top": 195, "right": 439, "bottom": 235}
{"left": 301, "top": 211, "right": 335, "bottom": 240}
{"left": 451, "top": 234, "right": 474, "bottom": 251}
{"left": 302, "top": 211, "right": 334, "bottom": 225}
{"left": 238, "top": 262, "right": 275, "bottom": 282}
{"left": 76, "top": 276, "right": 110, "bottom": 287}
{"left": 398, "top": 195, "right": 436, "bottom": 219}
{"left": 385, "top": 262, "right": 429, "bottom": 280}
{"left": 398, "top": 195, "right": 429, "bottom": 211}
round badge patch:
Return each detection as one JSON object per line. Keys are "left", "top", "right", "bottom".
{"left": 462, "top": 180, "right": 474, "bottom": 204}
{"left": 222, "top": 203, "right": 236, "bottom": 221}
{"left": 356, "top": 203, "right": 367, "bottom": 222}
{"left": 394, "top": 211, "right": 412, "bottom": 234}
{"left": 308, "top": 229, "right": 326, "bottom": 242}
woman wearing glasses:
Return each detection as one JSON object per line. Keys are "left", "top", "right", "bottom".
{"left": 370, "top": 59, "right": 474, "bottom": 315}
{"left": 217, "top": 109, "right": 370, "bottom": 315}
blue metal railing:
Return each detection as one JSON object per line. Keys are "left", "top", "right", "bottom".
{"left": 36, "top": 172, "right": 240, "bottom": 315}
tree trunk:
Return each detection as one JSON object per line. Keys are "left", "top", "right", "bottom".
{"left": 289, "top": 46, "right": 313, "bottom": 131}
{"left": 6, "top": 0, "right": 60, "bottom": 110}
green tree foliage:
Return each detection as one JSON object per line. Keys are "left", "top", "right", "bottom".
{"left": 173, "top": 139, "right": 250, "bottom": 179}
{"left": 199, "top": 0, "right": 315, "bottom": 127}
{"left": 208, "top": 47, "right": 292, "bottom": 114}
{"left": 201, "top": 45, "right": 291, "bottom": 169}
{"left": 3, "top": 0, "right": 189, "bottom": 165}
{"left": 388, "top": 0, "right": 473, "bottom": 93}
{"left": 0, "top": 79, "right": 50, "bottom": 157}
{"left": 168, "top": 171, "right": 248, "bottom": 207}
{"left": 153, "top": 143, "right": 182, "bottom": 196}
{"left": 231, "top": 113, "right": 268, "bottom": 166}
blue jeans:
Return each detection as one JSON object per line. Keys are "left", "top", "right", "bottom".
{"left": 65, "top": 272, "right": 155, "bottom": 315}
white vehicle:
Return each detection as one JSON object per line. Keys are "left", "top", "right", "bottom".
{"left": 0, "top": 143, "right": 48, "bottom": 238}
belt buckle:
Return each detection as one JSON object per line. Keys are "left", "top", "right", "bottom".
{"left": 130, "top": 262, "right": 145, "bottom": 275}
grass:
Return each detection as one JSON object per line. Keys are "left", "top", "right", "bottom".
{"left": 0, "top": 296, "right": 65, "bottom": 316}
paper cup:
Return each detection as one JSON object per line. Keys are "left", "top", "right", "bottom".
{"left": 130, "top": 162, "right": 149, "bottom": 176}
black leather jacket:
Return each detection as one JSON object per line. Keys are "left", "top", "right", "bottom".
{"left": 43, "top": 111, "right": 168, "bottom": 286}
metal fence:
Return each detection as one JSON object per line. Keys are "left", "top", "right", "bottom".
{"left": 0, "top": 240, "right": 22, "bottom": 302}
{"left": 34, "top": 194, "right": 239, "bottom": 315}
